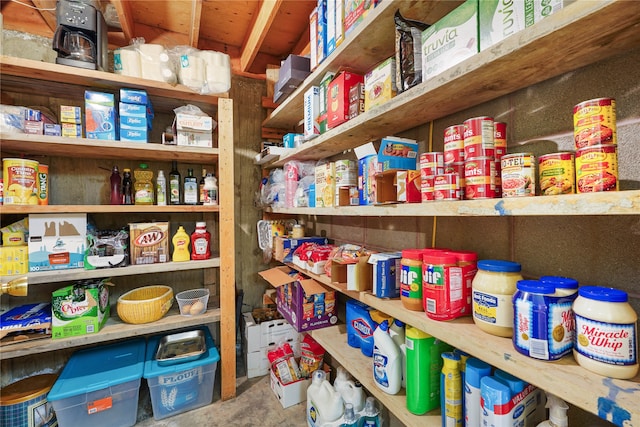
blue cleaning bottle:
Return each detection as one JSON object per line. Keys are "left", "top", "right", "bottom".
{"left": 341, "top": 402, "right": 359, "bottom": 427}
{"left": 358, "top": 397, "right": 381, "bottom": 427}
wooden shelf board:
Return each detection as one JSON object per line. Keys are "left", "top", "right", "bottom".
{"left": 264, "top": 0, "right": 462, "bottom": 129}
{"left": 1, "top": 258, "right": 221, "bottom": 285}
{"left": 266, "top": 190, "right": 640, "bottom": 217}
{"left": 294, "top": 264, "right": 640, "bottom": 423}
{"left": 0, "top": 307, "right": 221, "bottom": 360}
{"left": 0, "top": 203, "right": 220, "bottom": 214}
{"left": 312, "top": 325, "right": 441, "bottom": 426}
{"left": 0, "top": 55, "right": 226, "bottom": 114}
{"left": 0, "top": 133, "right": 219, "bottom": 164}
{"left": 266, "top": 1, "right": 640, "bottom": 164}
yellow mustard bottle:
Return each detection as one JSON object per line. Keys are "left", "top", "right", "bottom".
{"left": 172, "top": 225, "right": 191, "bottom": 262}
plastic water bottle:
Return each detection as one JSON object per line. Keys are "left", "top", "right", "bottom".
{"left": 109, "top": 165, "right": 121, "bottom": 205}
{"left": 156, "top": 170, "right": 167, "bottom": 206}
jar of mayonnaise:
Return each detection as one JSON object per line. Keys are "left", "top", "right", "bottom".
{"left": 472, "top": 260, "right": 523, "bottom": 337}
{"left": 573, "top": 286, "right": 638, "bottom": 379}
{"left": 540, "top": 275, "right": 579, "bottom": 297}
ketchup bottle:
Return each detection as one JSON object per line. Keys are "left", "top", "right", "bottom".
{"left": 191, "top": 222, "right": 211, "bottom": 260}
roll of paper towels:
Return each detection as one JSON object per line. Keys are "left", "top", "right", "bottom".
{"left": 198, "top": 50, "right": 231, "bottom": 93}
{"left": 114, "top": 47, "right": 142, "bottom": 78}
{"left": 139, "top": 44, "right": 166, "bottom": 82}
{"left": 179, "top": 54, "right": 206, "bottom": 91}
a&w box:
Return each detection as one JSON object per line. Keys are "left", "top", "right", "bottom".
{"left": 129, "top": 222, "right": 169, "bottom": 265}
{"left": 52, "top": 278, "right": 111, "bottom": 339}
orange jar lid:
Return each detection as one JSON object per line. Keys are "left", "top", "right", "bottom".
{"left": 0, "top": 374, "right": 57, "bottom": 405}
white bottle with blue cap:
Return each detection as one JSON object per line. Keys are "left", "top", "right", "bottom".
{"left": 372, "top": 320, "right": 402, "bottom": 394}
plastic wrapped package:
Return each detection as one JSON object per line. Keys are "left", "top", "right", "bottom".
{"left": 0, "top": 105, "right": 27, "bottom": 133}
{"left": 114, "top": 38, "right": 177, "bottom": 85}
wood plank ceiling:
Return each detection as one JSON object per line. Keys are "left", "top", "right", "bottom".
{"left": 1, "top": 0, "right": 316, "bottom": 77}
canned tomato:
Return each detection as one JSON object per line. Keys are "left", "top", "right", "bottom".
{"left": 444, "top": 125, "right": 465, "bottom": 163}
{"left": 501, "top": 153, "right": 536, "bottom": 197}
{"left": 420, "top": 152, "right": 444, "bottom": 177}
{"left": 494, "top": 122, "right": 507, "bottom": 150}
{"left": 433, "top": 174, "right": 459, "bottom": 201}
{"left": 464, "top": 116, "right": 495, "bottom": 159}
{"left": 539, "top": 152, "right": 575, "bottom": 195}
{"left": 445, "top": 162, "right": 465, "bottom": 199}
{"left": 573, "top": 97, "right": 616, "bottom": 149}
{"left": 2, "top": 158, "right": 40, "bottom": 205}
{"left": 464, "top": 157, "right": 495, "bottom": 199}
{"left": 494, "top": 159, "right": 502, "bottom": 199}
{"left": 421, "top": 175, "right": 435, "bottom": 202}
{"left": 575, "top": 144, "right": 618, "bottom": 193}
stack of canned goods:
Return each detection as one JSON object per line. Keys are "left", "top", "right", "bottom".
{"left": 462, "top": 117, "right": 506, "bottom": 200}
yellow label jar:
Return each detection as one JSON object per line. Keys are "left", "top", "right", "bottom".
{"left": 573, "top": 286, "right": 638, "bottom": 379}
{"left": 471, "top": 260, "right": 523, "bottom": 337}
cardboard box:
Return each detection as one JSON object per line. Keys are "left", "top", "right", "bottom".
{"left": 85, "top": 91, "right": 117, "bottom": 140}
{"left": 270, "top": 368, "right": 311, "bottom": 409}
{"left": 315, "top": 162, "right": 335, "bottom": 208}
{"left": 0, "top": 245, "right": 28, "bottom": 275}
{"left": 378, "top": 136, "right": 418, "bottom": 171}
{"left": 344, "top": 0, "right": 375, "bottom": 37}
{"left": 274, "top": 236, "right": 329, "bottom": 263}
{"left": 44, "top": 123, "right": 62, "bottom": 136}
{"left": 259, "top": 266, "right": 337, "bottom": 332}
{"left": 327, "top": 71, "right": 364, "bottom": 129}
{"left": 129, "top": 222, "right": 169, "bottom": 265}
{"left": 274, "top": 55, "right": 311, "bottom": 102}
{"left": 304, "top": 86, "right": 320, "bottom": 140}
{"left": 373, "top": 170, "right": 401, "bottom": 204}
{"left": 28, "top": 213, "right": 86, "bottom": 272}
{"left": 316, "top": 0, "right": 327, "bottom": 65}
{"left": 310, "top": 7, "right": 319, "bottom": 71}
{"left": 368, "top": 252, "right": 402, "bottom": 298}
{"left": 397, "top": 170, "right": 422, "bottom": 202}
{"left": 479, "top": 0, "right": 569, "bottom": 51}
{"left": 422, "top": 0, "right": 479, "bottom": 81}
{"left": 357, "top": 150, "right": 380, "bottom": 206}
{"left": 331, "top": 255, "right": 372, "bottom": 292}
{"left": 318, "top": 72, "right": 336, "bottom": 133}
{"left": 336, "top": 186, "right": 359, "bottom": 206}
{"left": 61, "top": 122, "right": 82, "bottom": 138}
{"left": 364, "top": 57, "right": 397, "bottom": 112}
{"left": 51, "top": 279, "right": 110, "bottom": 339}
{"left": 119, "top": 88, "right": 148, "bottom": 105}
{"left": 60, "top": 105, "right": 82, "bottom": 124}
{"left": 173, "top": 112, "right": 214, "bottom": 147}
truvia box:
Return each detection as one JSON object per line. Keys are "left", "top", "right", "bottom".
{"left": 479, "top": 0, "right": 569, "bottom": 51}
{"left": 144, "top": 327, "right": 220, "bottom": 420}
{"left": 422, "top": 0, "right": 479, "bottom": 81}
{"left": 47, "top": 339, "right": 145, "bottom": 427}
{"left": 28, "top": 213, "right": 86, "bottom": 272}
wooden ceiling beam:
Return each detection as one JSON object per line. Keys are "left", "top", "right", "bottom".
{"left": 31, "top": 0, "right": 57, "bottom": 32}
{"left": 240, "top": 0, "right": 283, "bottom": 73}
{"left": 189, "top": 0, "right": 203, "bottom": 48}
{"left": 111, "top": 0, "right": 136, "bottom": 44}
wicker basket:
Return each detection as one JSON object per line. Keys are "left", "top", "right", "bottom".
{"left": 117, "top": 285, "right": 174, "bottom": 324}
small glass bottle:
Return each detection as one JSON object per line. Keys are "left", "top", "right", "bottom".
{"left": 110, "top": 165, "right": 122, "bottom": 205}
{"left": 169, "top": 160, "right": 181, "bottom": 205}
{"left": 121, "top": 168, "right": 133, "bottom": 205}
{"left": 183, "top": 168, "right": 198, "bottom": 205}
{"left": 191, "top": 222, "right": 211, "bottom": 260}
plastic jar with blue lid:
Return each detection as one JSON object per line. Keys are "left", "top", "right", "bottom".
{"left": 573, "top": 286, "right": 638, "bottom": 379}
{"left": 513, "top": 280, "right": 575, "bottom": 361}
{"left": 471, "top": 260, "right": 523, "bottom": 337}
{"left": 540, "top": 275, "right": 579, "bottom": 297}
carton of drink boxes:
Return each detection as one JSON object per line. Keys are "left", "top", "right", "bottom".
{"left": 51, "top": 279, "right": 110, "bottom": 339}
{"left": 28, "top": 213, "right": 86, "bottom": 272}
{"left": 129, "top": 222, "right": 169, "bottom": 265}
{"left": 258, "top": 266, "right": 337, "bottom": 333}
{"left": 243, "top": 311, "right": 301, "bottom": 378}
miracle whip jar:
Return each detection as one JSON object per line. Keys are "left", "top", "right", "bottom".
{"left": 513, "top": 280, "right": 576, "bottom": 361}
{"left": 573, "top": 286, "right": 638, "bottom": 379}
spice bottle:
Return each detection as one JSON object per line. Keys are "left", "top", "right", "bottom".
{"left": 191, "top": 222, "right": 211, "bottom": 260}
{"left": 110, "top": 165, "right": 121, "bottom": 205}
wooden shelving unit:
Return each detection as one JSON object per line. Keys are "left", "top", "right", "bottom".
{"left": 260, "top": 0, "right": 640, "bottom": 424}
{"left": 0, "top": 56, "right": 236, "bottom": 400}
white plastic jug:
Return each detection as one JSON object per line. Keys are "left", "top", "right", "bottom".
{"left": 307, "top": 370, "right": 344, "bottom": 427}
{"left": 334, "top": 367, "right": 366, "bottom": 412}
{"left": 372, "top": 320, "right": 402, "bottom": 395}
{"left": 389, "top": 319, "right": 406, "bottom": 388}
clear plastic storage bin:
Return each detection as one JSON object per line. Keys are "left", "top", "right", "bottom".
{"left": 144, "top": 327, "right": 219, "bottom": 420}
{"left": 47, "top": 339, "right": 146, "bottom": 427}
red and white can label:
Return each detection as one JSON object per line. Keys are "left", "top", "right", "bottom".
{"left": 494, "top": 122, "right": 507, "bottom": 149}
{"left": 421, "top": 175, "right": 435, "bottom": 202}
{"left": 420, "top": 152, "right": 445, "bottom": 177}
{"left": 433, "top": 174, "right": 459, "bottom": 201}
{"left": 464, "top": 117, "right": 495, "bottom": 159}
{"left": 464, "top": 157, "right": 495, "bottom": 199}
{"left": 444, "top": 125, "right": 465, "bottom": 164}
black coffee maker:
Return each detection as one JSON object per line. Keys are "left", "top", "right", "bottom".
{"left": 52, "top": 0, "right": 108, "bottom": 71}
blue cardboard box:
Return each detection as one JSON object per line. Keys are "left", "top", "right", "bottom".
{"left": 85, "top": 91, "right": 117, "bottom": 140}
{"left": 368, "top": 252, "right": 402, "bottom": 298}
{"left": 377, "top": 136, "right": 418, "bottom": 171}
{"left": 119, "top": 88, "right": 148, "bottom": 105}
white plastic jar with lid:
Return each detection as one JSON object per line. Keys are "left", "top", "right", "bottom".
{"left": 573, "top": 286, "right": 638, "bottom": 379}
{"left": 540, "top": 275, "right": 579, "bottom": 297}
{"left": 472, "top": 260, "right": 523, "bottom": 337}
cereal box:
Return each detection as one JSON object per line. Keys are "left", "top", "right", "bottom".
{"left": 364, "top": 57, "right": 397, "bottom": 112}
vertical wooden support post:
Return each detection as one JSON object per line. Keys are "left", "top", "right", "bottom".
{"left": 218, "top": 97, "right": 236, "bottom": 400}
